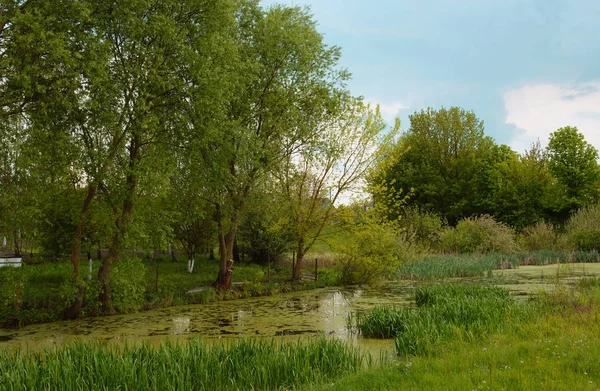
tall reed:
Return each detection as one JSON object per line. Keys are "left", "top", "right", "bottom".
{"left": 0, "top": 338, "right": 366, "bottom": 391}
{"left": 351, "top": 284, "right": 538, "bottom": 356}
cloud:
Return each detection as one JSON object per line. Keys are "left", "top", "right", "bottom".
{"left": 367, "top": 99, "right": 407, "bottom": 125}
{"left": 504, "top": 82, "right": 600, "bottom": 154}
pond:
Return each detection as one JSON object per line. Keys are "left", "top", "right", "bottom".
{"left": 1, "top": 263, "right": 599, "bottom": 356}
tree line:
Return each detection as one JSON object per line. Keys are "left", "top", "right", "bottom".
{"left": 0, "top": 0, "right": 389, "bottom": 316}
{"left": 371, "top": 107, "right": 600, "bottom": 229}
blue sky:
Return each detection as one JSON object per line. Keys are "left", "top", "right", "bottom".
{"left": 261, "top": 0, "right": 600, "bottom": 153}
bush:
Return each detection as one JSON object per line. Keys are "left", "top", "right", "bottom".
{"left": 336, "top": 217, "right": 418, "bottom": 285}
{"left": 520, "top": 221, "right": 558, "bottom": 251}
{"left": 400, "top": 206, "right": 446, "bottom": 249}
{"left": 439, "top": 215, "right": 518, "bottom": 254}
{"left": 109, "top": 257, "right": 146, "bottom": 313}
{"left": 564, "top": 205, "right": 600, "bottom": 251}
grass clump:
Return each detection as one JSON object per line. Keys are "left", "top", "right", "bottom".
{"left": 439, "top": 215, "right": 518, "bottom": 254}
{"left": 352, "top": 284, "right": 537, "bottom": 356}
{"left": 0, "top": 338, "right": 367, "bottom": 391}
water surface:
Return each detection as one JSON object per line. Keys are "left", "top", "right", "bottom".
{"left": 1, "top": 263, "right": 599, "bottom": 354}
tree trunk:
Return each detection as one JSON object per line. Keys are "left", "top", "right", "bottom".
{"left": 64, "top": 185, "right": 96, "bottom": 319}
{"left": 98, "top": 136, "right": 139, "bottom": 314}
{"left": 98, "top": 232, "right": 118, "bottom": 314}
{"left": 293, "top": 239, "right": 305, "bottom": 281}
{"left": 13, "top": 230, "right": 21, "bottom": 257}
{"left": 216, "top": 230, "right": 236, "bottom": 290}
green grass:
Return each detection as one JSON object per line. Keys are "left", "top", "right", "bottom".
{"left": 398, "top": 250, "right": 600, "bottom": 280}
{"left": 351, "top": 284, "right": 538, "bottom": 356}
{"left": 0, "top": 338, "right": 367, "bottom": 391}
{"left": 307, "top": 280, "right": 600, "bottom": 391}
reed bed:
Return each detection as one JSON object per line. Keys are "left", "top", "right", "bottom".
{"left": 0, "top": 338, "right": 367, "bottom": 391}
{"left": 397, "top": 250, "right": 600, "bottom": 280}
{"left": 351, "top": 284, "right": 538, "bottom": 356}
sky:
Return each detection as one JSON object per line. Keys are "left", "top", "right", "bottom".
{"left": 261, "top": 0, "right": 600, "bottom": 154}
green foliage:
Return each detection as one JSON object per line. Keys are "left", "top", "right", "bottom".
{"left": 238, "top": 193, "right": 294, "bottom": 265}
{"left": 109, "top": 258, "right": 146, "bottom": 313}
{"left": 482, "top": 142, "right": 556, "bottom": 228}
{"left": 0, "top": 339, "right": 366, "bottom": 391}
{"left": 439, "top": 215, "right": 518, "bottom": 254}
{"left": 335, "top": 210, "right": 418, "bottom": 285}
{"left": 564, "top": 204, "right": 600, "bottom": 251}
{"left": 310, "top": 290, "right": 600, "bottom": 391}
{"left": 520, "top": 221, "right": 558, "bottom": 252}
{"left": 547, "top": 126, "right": 600, "bottom": 213}
{"left": 399, "top": 206, "right": 446, "bottom": 249}
{"left": 352, "top": 284, "right": 537, "bottom": 356}
{"left": 374, "top": 107, "right": 495, "bottom": 225}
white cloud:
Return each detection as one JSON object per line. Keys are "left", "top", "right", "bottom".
{"left": 504, "top": 82, "right": 600, "bottom": 154}
{"left": 366, "top": 98, "right": 406, "bottom": 125}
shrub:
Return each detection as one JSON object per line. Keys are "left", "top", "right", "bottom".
{"left": 400, "top": 206, "right": 446, "bottom": 249}
{"left": 109, "top": 257, "right": 147, "bottom": 313}
{"left": 439, "top": 215, "right": 518, "bottom": 254}
{"left": 520, "top": 221, "right": 558, "bottom": 251}
{"left": 565, "top": 205, "right": 600, "bottom": 251}
{"left": 336, "top": 218, "right": 418, "bottom": 285}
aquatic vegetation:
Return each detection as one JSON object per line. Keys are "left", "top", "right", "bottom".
{"left": 309, "top": 283, "right": 600, "bottom": 391}
{"left": 351, "top": 284, "right": 538, "bottom": 356}
{"left": 398, "top": 251, "right": 600, "bottom": 280}
{"left": 0, "top": 339, "right": 367, "bottom": 391}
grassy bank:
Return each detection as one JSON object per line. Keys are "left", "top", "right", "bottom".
{"left": 0, "top": 338, "right": 367, "bottom": 391}
{"left": 307, "top": 281, "right": 600, "bottom": 390}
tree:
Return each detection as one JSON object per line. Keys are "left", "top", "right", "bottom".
{"left": 375, "top": 107, "right": 495, "bottom": 224}
{"left": 547, "top": 126, "right": 600, "bottom": 215}
{"left": 277, "top": 99, "right": 392, "bottom": 280}
{"left": 484, "top": 142, "right": 555, "bottom": 229}
{"left": 187, "top": 3, "right": 349, "bottom": 289}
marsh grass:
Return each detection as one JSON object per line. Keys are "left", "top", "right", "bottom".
{"left": 310, "top": 283, "right": 600, "bottom": 391}
{"left": 398, "top": 250, "right": 600, "bottom": 280}
{"left": 0, "top": 338, "right": 367, "bottom": 391}
{"left": 352, "top": 284, "right": 537, "bottom": 356}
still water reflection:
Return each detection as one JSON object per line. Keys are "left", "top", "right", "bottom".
{"left": 1, "top": 263, "right": 599, "bottom": 355}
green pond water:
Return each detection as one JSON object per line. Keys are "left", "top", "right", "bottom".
{"left": 1, "top": 263, "right": 599, "bottom": 356}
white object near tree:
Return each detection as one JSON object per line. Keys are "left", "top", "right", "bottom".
{"left": 0, "top": 258, "right": 22, "bottom": 268}
{"left": 187, "top": 258, "right": 195, "bottom": 273}
{"left": 88, "top": 256, "right": 93, "bottom": 281}
{"left": 2, "top": 236, "right": 6, "bottom": 247}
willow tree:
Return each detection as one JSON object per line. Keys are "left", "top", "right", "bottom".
{"left": 277, "top": 99, "right": 391, "bottom": 280}
{"left": 188, "top": 3, "right": 349, "bottom": 289}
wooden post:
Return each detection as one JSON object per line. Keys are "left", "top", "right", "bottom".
{"left": 292, "top": 251, "right": 295, "bottom": 279}
{"left": 315, "top": 258, "right": 318, "bottom": 282}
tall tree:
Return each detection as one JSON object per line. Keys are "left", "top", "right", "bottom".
{"left": 547, "top": 126, "right": 600, "bottom": 216}
{"left": 376, "top": 107, "right": 495, "bottom": 224}
{"left": 278, "top": 99, "right": 391, "bottom": 280}
{"left": 188, "top": 3, "right": 349, "bottom": 289}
